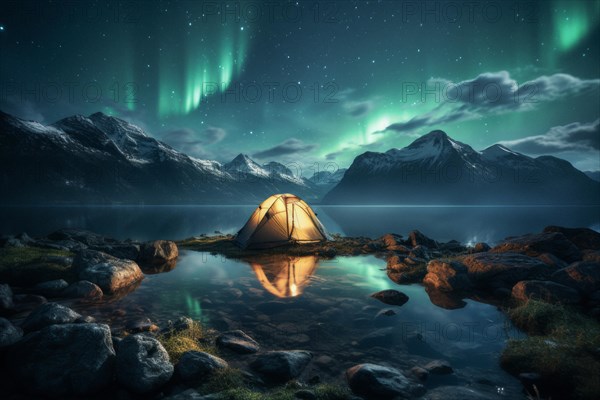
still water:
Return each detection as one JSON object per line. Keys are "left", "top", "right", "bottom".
{"left": 3, "top": 205, "right": 598, "bottom": 397}
{"left": 1, "top": 205, "right": 598, "bottom": 243}
{"left": 73, "top": 252, "right": 523, "bottom": 397}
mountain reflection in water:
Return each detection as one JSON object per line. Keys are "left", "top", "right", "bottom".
{"left": 248, "top": 255, "right": 318, "bottom": 298}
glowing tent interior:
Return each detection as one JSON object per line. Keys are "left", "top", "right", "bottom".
{"left": 235, "top": 193, "right": 330, "bottom": 249}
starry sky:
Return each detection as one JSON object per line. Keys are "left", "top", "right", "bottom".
{"left": 1, "top": 0, "right": 599, "bottom": 172}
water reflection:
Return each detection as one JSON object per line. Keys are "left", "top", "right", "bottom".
{"left": 140, "top": 259, "right": 178, "bottom": 275}
{"left": 248, "top": 255, "right": 318, "bottom": 298}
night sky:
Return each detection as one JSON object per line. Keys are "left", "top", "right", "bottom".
{"left": 1, "top": 0, "right": 599, "bottom": 172}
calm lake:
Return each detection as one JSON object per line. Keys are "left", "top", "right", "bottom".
{"left": 3, "top": 205, "right": 599, "bottom": 398}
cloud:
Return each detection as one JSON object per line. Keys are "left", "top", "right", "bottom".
{"left": 500, "top": 119, "right": 600, "bottom": 154}
{"left": 344, "top": 100, "right": 374, "bottom": 117}
{"left": 253, "top": 138, "right": 317, "bottom": 159}
{"left": 383, "top": 71, "right": 600, "bottom": 134}
{"left": 161, "top": 126, "right": 226, "bottom": 158}
{"left": 325, "top": 150, "right": 342, "bottom": 160}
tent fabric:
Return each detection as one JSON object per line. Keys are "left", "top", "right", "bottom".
{"left": 235, "top": 193, "right": 330, "bottom": 249}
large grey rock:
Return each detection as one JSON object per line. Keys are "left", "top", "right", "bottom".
{"left": 33, "top": 279, "right": 68, "bottom": 297}
{"left": 543, "top": 226, "right": 600, "bottom": 250}
{"left": 0, "top": 283, "right": 14, "bottom": 311}
{"left": 370, "top": 289, "right": 409, "bottom": 306}
{"left": 90, "top": 243, "right": 141, "bottom": 261}
{"left": 423, "top": 260, "right": 472, "bottom": 291}
{"left": 62, "top": 280, "right": 103, "bottom": 299}
{"left": 551, "top": 261, "right": 600, "bottom": 295}
{"left": 0, "top": 317, "right": 23, "bottom": 347}
{"left": 423, "top": 386, "right": 495, "bottom": 399}
{"left": 511, "top": 280, "right": 581, "bottom": 304}
{"left": 216, "top": 330, "right": 260, "bottom": 354}
{"left": 73, "top": 250, "right": 143, "bottom": 293}
{"left": 9, "top": 323, "right": 115, "bottom": 397}
{"left": 21, "top": 302, "right": 82, "bottom": 332}
{"left": 116, "top": 334, "right": 174, "bottom": 393}
{"left": 250, "top": 350, "right": 312, "bottom": 382}
{"left": 459, "top": 252, "right": 552, "bottom": 288}
{"left": 346, "top": 363, "right": 425, "bottom": 399}
{"left": 138, "top": 240, "right": 179, "bottom": 265}
{"left": 491, "top": 232, "right": 581, "bottom": 263}
{"left": 176, "top": 351, "right": 228, "bottom": 383}
{"left": 409, "top": 230, "right": 438, "bottom": 249}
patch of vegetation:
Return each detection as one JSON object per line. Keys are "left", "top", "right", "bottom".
{"left": 157, "top": 321, "right": 217, "bottom": 363}
{"left": 0, "top": 246, "right": 75, "bottom": 285}
{"left": 177, "top": 234, "right": 379, "bottom": 260}
{"left": 501, "top": 300, "right": 600, "bottom": 399}
{"left": 197, "top": 369, "right": 352, "bottom": 400}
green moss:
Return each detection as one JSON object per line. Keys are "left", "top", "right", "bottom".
{"left": 157, "top": 321, "right": 217, "bottom": 363}
{"left": 501, "top": 300, "right": 600, "bottom": 399}
{"left": 0, "top": 246, "right": 75, "bottom": 285}
{"left": 198, "top": 373, "right": 352, "bottom": 400}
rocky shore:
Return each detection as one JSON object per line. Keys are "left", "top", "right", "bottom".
{"left": 0, "top": 226, "right": 599, "bottom": 399}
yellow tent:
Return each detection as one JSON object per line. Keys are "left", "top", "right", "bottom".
{"left": 250, "top": 255, "right": 318, "bottom": 297}
{"left": 235, "top": 193, "right": 330, "bottom": 249}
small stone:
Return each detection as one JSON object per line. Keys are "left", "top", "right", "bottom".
{"left": 411, "top": 366, "right": 429, "bottom": 381}
{"left": 33, "top": 279, "right": 69, "bottom": 297}
{"left": 370, "top": 289, "right": 409, "bottom": 306}
{"left": 21, "top": 302, "right": 82, "bottom": 332}
{"left": 424, "top": 359, "right": 453, "bottom": 374}
{"left": 250, "top": 350, "right": 312, "bottom": 382}
{"left": 216, "top": 330, "right": 260, "bottom": 354}
{"left": 176, "top": 351, "right": 228, "bottom": 383}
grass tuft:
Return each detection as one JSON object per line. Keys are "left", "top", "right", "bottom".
{"left": 157, "top": 321, "right": 217, "bottom": 363}
{"left": 502, "top": 300, "right": 600, "bottom": 399}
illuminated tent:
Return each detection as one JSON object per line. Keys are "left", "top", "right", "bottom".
{"left": 235, "top": 193, "right": 330, "bottom": 249}
{"left": 250, "top": 255, "right": 318, "bottom": 297}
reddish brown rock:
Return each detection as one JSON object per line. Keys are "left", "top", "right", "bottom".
{"left": 491, "top": 232, "right": 581, "bottom": 263}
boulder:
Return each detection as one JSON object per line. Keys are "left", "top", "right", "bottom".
{"left": 551, "top": 261, "right": 600, "bottom": 295}
{"left": 424, "top": 359, "right": 453, "bottom": 374}
{"left": 10, "top": 294, "right": 46, "bottom": 314}
{"left": 511, "top": 280, "right": 581, "bottom": 304}
{"left": 0, "top": 283, "right": 14, "bottom": 311}
{"left": 91, "top": 243, "right": 141, "bottom": 261}
{"left": 422, "top": 386, "right": 495, "bottom": 399}
{"left": 216, "top": 330, "right": 260, "bottom": 354}
{"left": 409, "top": 230, "right": 438, "bottom": 249}
{"left": 458, "top": 252, "right": 552, "bottom": 288}
{"left": 176, "top": 351, "right": 228, "bottom": 383}
{"left": 379, "top": 233, "right": 410, "bottom": 252}
{"left": 0, "top": 317, "right": 23, "bottom": 347}
{"left": 21, "top": 302, "right": 82, "bottom": 332}
{"left": 423, "top": 260, "right": 472, "bottom": 292}
{"left": 582, "top": 250, "right": 600, "bottom": 263}
{"left": 491, "top": 232, "right": 581, "bottom": 263}
{"left": 33, "top": 279, "right": 69, "bottom": 297}
{"left": 536, "top": 253, "right": 568, "bottom": 270}
{"left": 250, "top": 350, "right": 312, "bottom": 382}
{"left": 473, "top": 242, "right": 491, "bottom": 253}
{"left": 73, "top": 250, "right": 143, "bottom": 293}
{"left": 62, "top": 280, "right": 103, "bottom": 299}
{"left": 543, "top": 226, "right": 600, "bottom": 250}
{"left": 346, "top": 363, "right": 425, "bottom": 399}
{"left": 9, "top": 323, "right": 115, "bottom": 397}
{"left": 47, "top": 228, "right": 115, "bottom": 247}
{"left": 116, "top": 334, "right": 174, "bottom": 393}
{"left": 138, "top": 240, "right": 179, "bottom": 266}
{"left": 370, "top": 289, "right": 409, "bottom": 306}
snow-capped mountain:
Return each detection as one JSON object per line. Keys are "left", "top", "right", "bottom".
{"left": 323, "top": 130, "right": 599, "bottom": 205}
{"left": 0, "top": 111, "right": 317, "bottom": 204}
{"left": 308, "top": 168, "right": 348, "bottom": 190}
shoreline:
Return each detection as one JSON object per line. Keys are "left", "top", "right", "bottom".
{"left": 1, "top": 226, "right": 599, "bottom": 399}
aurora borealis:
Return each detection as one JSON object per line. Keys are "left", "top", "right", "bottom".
{"left": 0, "top": 0, "right": 599, "bottom": 172}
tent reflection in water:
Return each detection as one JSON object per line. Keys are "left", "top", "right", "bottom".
{"left": 250, "top": 255, "right": 318, "bottom": 298}
{"left": 235, "top": 193, "right": 330, "bottom": 249}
